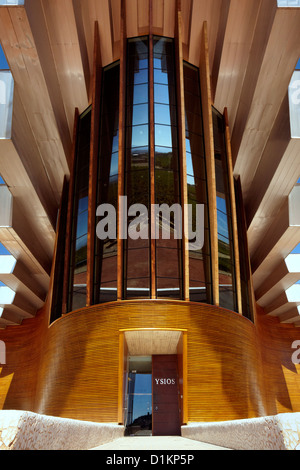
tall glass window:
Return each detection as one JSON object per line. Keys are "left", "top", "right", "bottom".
{"left": 60, "top": 35, "right": 254, "bottom": 320}
{"left": 68, "top": 107, "right": 91, "bottom": 311}
{"left": 124, "top": 37, "right": 151, "bottom": 299}
{"left": 154, "top": 36, "right": 182, "bottom": 299}
{"left": 94, "top": 62, "right": 120, "bottom": 304}
{"left": 213, "top": 108, "right": 237, "bottom": 312}
{"left": 183, "top": 62, "right": 212, "bottom": 303}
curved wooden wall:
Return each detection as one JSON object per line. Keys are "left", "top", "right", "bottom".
{"left": 1, "top": 299, "right": 300, "bottom": 423}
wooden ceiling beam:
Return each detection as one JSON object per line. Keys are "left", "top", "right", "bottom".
{"left": 232, "top": 6, "right": 300, "bottom": 203}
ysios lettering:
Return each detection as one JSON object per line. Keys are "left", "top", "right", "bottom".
{"left": 154, "top": 378, "right": 176, "bottom": 385}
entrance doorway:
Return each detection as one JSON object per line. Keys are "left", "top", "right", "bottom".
{"left": 124, "top": 353, "right": 182, "bottom": 436}
{"left": 120, "top": 329, "right": 187, "bottom": 436}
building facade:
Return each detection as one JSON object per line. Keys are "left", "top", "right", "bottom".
{"left": 0, "top": 0, "right": 300, "bottom": 437}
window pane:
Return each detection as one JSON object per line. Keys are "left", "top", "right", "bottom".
{"left": 155, "top": 124, "right": 177, "bottom": 148}
{"left": 127, "top": 124, "right": 149, "bottom": 148}
{"left": 94, "top": 63, "right": 120, "bottom": 304}
{"left": 213, "top": 108, "right": 237, "bottom": 312}
{"left": 183, "top": 61, "right": 212, "bottom": 304}
{"left": 68, "top": 107, "right": 91, "bottom": 312}
{"left": 124, "top": 36, "right": 150, "bottom": 299}
{"left": 128, "top": 83, "right": 148, "bottom": 105}
{"left": 154, "top": 83, "right": 175, "bottom": 105}
{"left": 129, "top": 103, "right": 149, "bottom": 126}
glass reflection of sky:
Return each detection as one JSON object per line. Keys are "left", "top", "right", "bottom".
{"left": 132, "top": 84, "right": 148, "bottom": 105}
{"left": 154, "top": 103, "right": 171, "bottom": 125}
{"left": 78, "top": 196, "right": 88, "bottom": 214}
{"left": 130, "top": 124, "right": 149, "bottom": 148}
{"left": 129, "top": 373, "right": 152, "bottom": 422}
{"left": 132, "top": 103, "right": 149, "bottom": 126}
{"left": 154, "top": 83, "right": 171, "bottom": 105}
{"left": 217, "top": 196, "right": 229, "bottom": 242}
{"left": 155, "top": 124, "right": 172, "bottom": 147}
{"left": 133, "top": 68, "right": 148, "bottom": 85}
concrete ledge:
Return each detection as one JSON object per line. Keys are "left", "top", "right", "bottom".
{"left": 0, "top": 410, "right": 124, "bottom": 450}
{"left": 181, "top": 413, "right": 300, "bottom": 450}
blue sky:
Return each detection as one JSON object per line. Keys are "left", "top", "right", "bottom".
{"left": 0, "top": 44, "right": 9, "bottom": 70}
{"left": 0, "top": 243, "right": 10, "bottom": 255}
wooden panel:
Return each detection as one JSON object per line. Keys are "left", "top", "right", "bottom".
{"left": 213, "top": 0, "right": 260, "bottom": 130}
{"left": 124, "top": 329, "right": 182, "bottom": 356}
{"left": 62, "top": 108, "right": 79, "bottom": 314}
{"left": 256, "top": 304, "right": 300, "bottom": 416}
{"left": 224, "top": 108, "right": 242, "bottom": 314}
{"left": 87, "top": 22, "right": 102, "bottom": 307}
{"left": 152, "top": 355, "right": 181, "bottom": 436}
{"left": 0, "top": 298, "right": 289, "bottom": 423}
{"left": 232, "top": 6, "right": 300, "bottom": 201}
{"left": 199, "top": 22, "right": 219, "bottom": 306}
{"left": 175, "top": 0, "right": 189, "bottom": 301}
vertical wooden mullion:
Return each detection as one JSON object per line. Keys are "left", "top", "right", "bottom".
{"left": 49, "top": 176, "right": 68, "bottom": 322}
{"left": 224, "top": 107, "right": 242, "bottom": 314}
{"left": 87, "top": 22, "right": 102, "bottom": 307}
{"left": 149, "top": 1, "right": 156, "bottom": 299}
{"left": 182, "top": 331, "right": 188, "bottom": 424}
{"left": 117, "top": 0, "right": 127, "bottom": 300}
{"left": 199, "top": 22, "right": 219, "bottom": 306}
{"left": 235, "top": 176, "right": 256, "bottom": 321}
{"left": 175, "top": 0, "right": 189, "bottom": 301}
{"left": 118, "top": 331, "right": 125, "bottom": 424}
{"left": 62, "top": 107, "right": 79, "bottom": 315}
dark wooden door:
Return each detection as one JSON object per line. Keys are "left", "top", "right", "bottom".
{"left": 152, "top": 355, "right": 181, "bottom": 436}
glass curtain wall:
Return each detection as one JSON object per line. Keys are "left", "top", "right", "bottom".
{"left": 124, "top": 37, "right": 151, "bottom": 298}
{"left": 61, "top": 35, "right": 249, "bottom": 318}
{"left": 68, "top": 107, "right": 91, "bottom": 311}
{"left": 153, "top": 36, "right": 182, "bottom": 299}
{"left": 212, "top": 108, "right": 237, "bottom": 312}
{"left": 94, "top": 62, "right": 120, "bottom": 304}
{"left": 183, "top": 62, "right": 212, "bottom": 303}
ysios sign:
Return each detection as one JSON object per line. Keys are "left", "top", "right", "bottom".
{"left": 154, "top": 378, "right": 176, "bottom": 385}
{"left": 96, "top": 197, "right": 205, "bottom": 251}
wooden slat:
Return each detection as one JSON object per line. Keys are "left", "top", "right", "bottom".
{"left": 199, "top": 22, "right": 219, "bottom": 306}
{"left": 62, "top": 108, "right": 79, "bottom": 314}
{"left": 224, "top": 107, "right": 242, "bottom": 314}
{"left": 0, "top": 299, "right": 279, "bottom": 423}
{"left": 175, "top": 0, "right": 189, "bottom": 301}
{"left": 87, "top": 22, "right": 102, "bottom": 307}
{"left": 49, "top": 177, "right": 69, "bottom": 323}
{"left": 234, "top": 176, "right": 256, "bottom": 322}
{"left": 118, "top": 331, "right": 124, "bottom": 424}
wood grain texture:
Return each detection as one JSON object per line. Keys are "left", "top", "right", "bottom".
{"left": 199, "top": 22, "right": 219, "bottom": 306}
{"left": 175, "top": 0, "right": 189, "bottom": 301}
{"left": 2, "top": 298, "right": 300, "bottom": 423}
{"left": 87, "top": 21, "right": 101, "bottom": 307}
